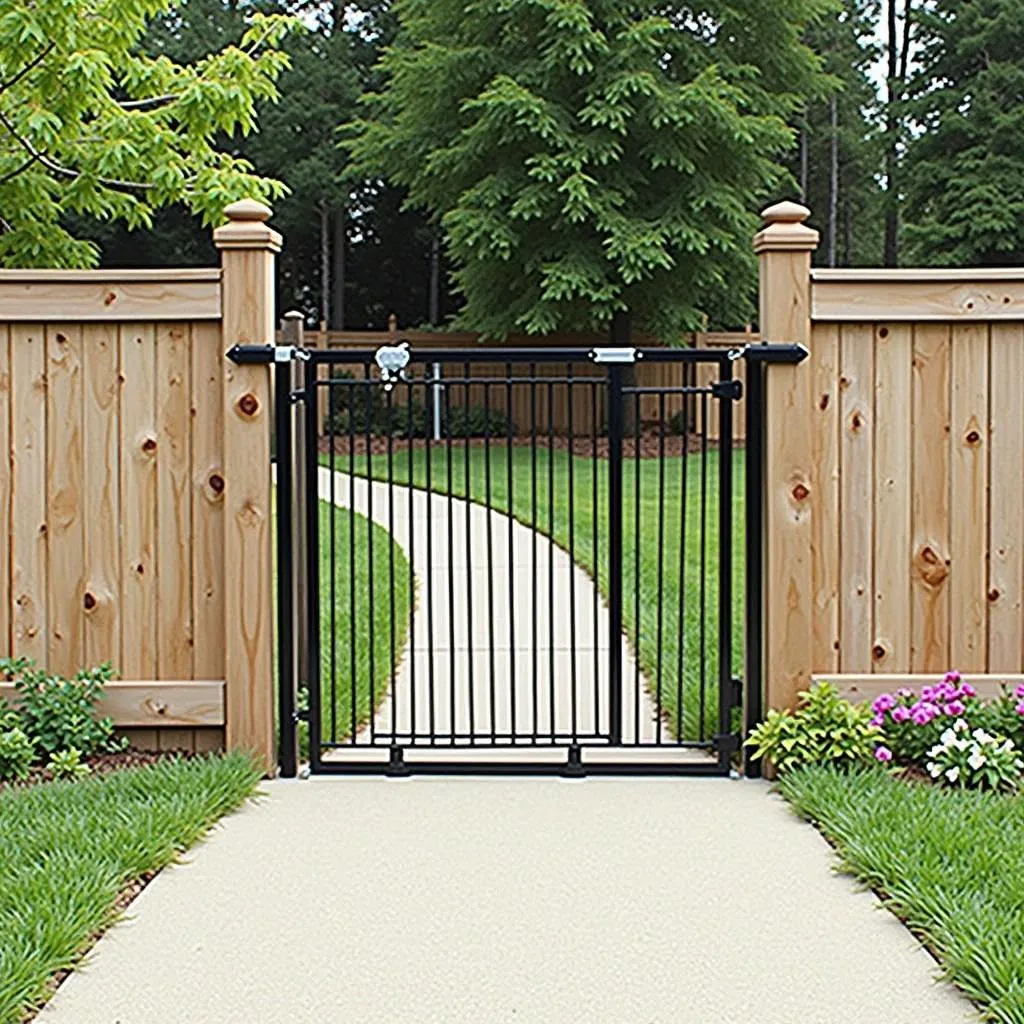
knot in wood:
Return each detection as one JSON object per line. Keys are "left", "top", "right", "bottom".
{"left": 237, "top": 392, "right": 260, "bottom": 418}
{"left": 915, "top": 544, "right": 950, "bottom": 588}
{"left": 208, "top": 472, "right": 225, "bottom": 495}
{"left": 872, "top": 643, "right": 886, "bottom": 661}
{"left": 142, "top": 437, "right": 157, "bottom": 454}
{"left": 966, "top": 429, "right": 981, "bottom": 446}
{"left": 791, "top": 482, "right": 810, "bottom": 503}
{"left": 989, "top": 588, "right": 1001, "bottom": 602}
{"left": 83, "top": 592, "right": 97, "bottom": 611}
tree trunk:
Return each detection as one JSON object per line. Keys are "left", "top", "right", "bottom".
{"left": 428, "top": 230, "right": 440, "bottom": 325}
{"left": 332, "top": 207, "right": 345, "bottom": 331}
{"left": 843, "top": 194, "right": 853, "bottom": 267}
{"left": 319, "top": 201, "right": 330, "bottom": 331}
{"left": 799, "top": 122, "right": 809, "bottom": 202}
{"left": 828, "top": 94, "right": 839, "bottom": 268}
{"left": 883, "top": 0, "right": 900, "bottom": 267}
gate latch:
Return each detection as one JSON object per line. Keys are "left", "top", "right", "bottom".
{"left": 710, "top": 379, "right": 743, "bottom": 401}
{"left": 590, "top": 347, "right": 639, "bottom": 363}
{"left": 374, "top": 341, "right": 411, "bottom": 391}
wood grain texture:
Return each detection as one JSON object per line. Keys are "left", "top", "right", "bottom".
{"left": 809, "top": 322, "right": 840, "bottom": 673}
{"left": 156, "top": 323, "right": 193, "bottom": 678}
{"left": 761, "top": 248, "right": 815, "bottom": 711}
{"left": 193, "top": 727, "right": 224, "bottom": 753}
{"left": 987, "top": 324, "right": 1024, "bottom": 672}
{"left": 0, "top": 325, "right": 9, "bottom": 655}
{"left": 911, "top": 324, "right": 952, "bottom": 672}
{"left": 950, "top": 323, "right": 989, "bottom": 671}
{"left": 191, "top": 321, "right": 225, "bottom": 680}
{"left": 817, "top": 674, "right": 1021, "bottom": 704}
{"left": 0, "top": 679, "right": 224, "bottom": 726}
{"left": 872, "top": 324, "right": 912, "bottom": 672}
{"left": 82, "top": 323, "right": 121, "bottom": 666}
{"left": 839, "top": 324, "right": 874, "bottom": 672}
{"left": 119, "top": 323, "right": 158, "bottom": 678}
{"left": 10, "top": 325, "right": 47, "bottom": 662}
{"left": 812, "top": 276, "right": 1024, "bottom": 321}
{"left": 0, "top": 273, "right": 220, "bottom": 322}
{"left": 220, "top": 247, "right": 275, "bottom": 766}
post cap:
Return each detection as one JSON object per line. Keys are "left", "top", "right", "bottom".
{"left": 754, "top": 200, "right": 819, "bottom": 254}
{"left": 214, "top": 198, "right": 281, "bottom": 252}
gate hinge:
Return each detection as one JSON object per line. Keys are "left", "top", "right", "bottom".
{"left": 713, "top": 732, "right": 741, "bottom": 756}
{"left": 710, "top": 379, "right": 743, "bottom": 401}
{"left": 227, "top": 343, "right": 310, "bottom": 365}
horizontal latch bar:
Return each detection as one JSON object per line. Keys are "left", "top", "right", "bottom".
{"left": 227, "top": 344, "right": 310, "bottom": 365}
{"left": 711, "top": 379, "right": 743, "bottom": 401}
{"left": 741, "top": 343, "right": 809, "bottom": 365}
{"left": 590, "top": 347, "right": 639, "bottom": 363}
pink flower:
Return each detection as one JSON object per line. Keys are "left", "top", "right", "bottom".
{"left": 1015, "top": 685, "right": 1024, "bottom": 700}
{"left": 897, "top": 688, "right": 914, "bottom": 699}
{"left": 874, "top": 746, "right": 893, "bottom": 763}
{"left": 911, "top": 702, "right": 938, "bottom": 726}
{"left": 945, "top": 670, "right": 962, "bottom": 684}
{"left": 891, "top": 705, "right": 911, "bottom": 723}
{"left": 959, "top": 683, "right": 976, "bottom": 698}
{"left": 945, "top": 700, "right": 966, "bottom": 716}
{"left": 1016, "top": 701, "right": 1024, "bottom": 716}
{"left": 921, "top": 686, "right": 936, "bottom": 701}
{"left": 870, "top": 714, "right": 885, "bottom": 728}
{"left": 872, "top": 693, "right": 896, "bottom": 714}
{"left": 936, "top": 682, "right": 957, "bottom": 701}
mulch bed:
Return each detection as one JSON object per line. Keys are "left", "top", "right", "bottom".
{"left": 318, "top": 431, "right": 732, "bottom": 459}
{"left": 1, "top": 747, "right": 195, "bottom": 793}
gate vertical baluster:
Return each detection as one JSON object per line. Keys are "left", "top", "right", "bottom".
{"left": 304, "top": 357, "right": 322, "bottom": 772}
{"left": 275, "top": 355, "right": 297, "bottom": 777}
{"left": 426, "top": 366, "right": 436, "bottom": 743}
{"left": 506, "top": 362, "right": 516, "bottom": 743}
{"left": 484, "top": 380, "right": 496, "bottom": 742}
{"left": 591, "top": 378, "right": 600, "bottom": 736}
{"left": 655, "top": 391, "right": 666, "bottom": 745}
{"left": 633, "top": 382, "right": 641, "bottom": 744}
{"left": 365, "top": 361, "right": 376, "bottom": 743}
{"left": 347, "top": 373, "right": 357, "bottom": 743}
{"left": 606, "top": 364, "right": 624, "bottom": 746}
{"left": 717, "top": 358, "right": 735, "bottom": 771}
{"left": 446, "top": 373, "right": 456, "bottom": 744}
{"left": 387, "top": 385, "right": 397, "bottom": 745}
{"left": 530, "top": 363, "right": 538, "bottom": 741}
{"left": 698, "top": 390, "right": 709, "bottom": 741}
{"left": 548, "top": 377, "right": 556, "bottom": 741}
{"left": 566, "top": 363, "right": 578, "bottom": 741}
{"left": 675, "top": 369, "right": 691, "bottom": 742}
{"left": 464, "top": 362, "right": 475, "bottom": 743}
{"left": 407, "top": 377, "right": 416, "bottom": 745}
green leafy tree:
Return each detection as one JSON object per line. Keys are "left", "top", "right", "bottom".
{"left": 346, "top": 0, "right": 830, "bottom": 338}
{"left": 902, "top": 0, "right": 1024, "bottom": 265}
{"left": 0, "top": 0, "right": 294, "bottom": 267}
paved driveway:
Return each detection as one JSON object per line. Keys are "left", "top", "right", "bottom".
{"left": 38, "top": 777, "right": 976, "bottom": 1023}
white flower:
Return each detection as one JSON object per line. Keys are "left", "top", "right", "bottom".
{"left": 954, "top": 719, "right": 969, "bottom": 733}
{"left": 927, "top": 762, "right": 941, "bottom": 778}
{"left": 945, "top": 766, "right": 961, "bottom": 783}
{"left": 968, "top": 751, "right": 987, "bottom": 770}
{"left": 940, "top": 729, "right": 956, "bottom": 746}
{"left": 928, "top": 745, "right": 943, "bottom": 758}
{"left": 973, "top": 729, "right": 993, "bottom": 744}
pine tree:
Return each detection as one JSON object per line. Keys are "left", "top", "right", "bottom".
{"left": 346, "top": 0, "right": 830, "bottom": 338}
{"left": 903, "top": 0, "right": 1024, "bottom": 265}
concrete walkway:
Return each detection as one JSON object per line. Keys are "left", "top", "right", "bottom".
{"left": 319, "top": 467, "right": 671, "bottom": 750}
{"left": 38, "top": 778, "right": 977, "bottom": 1023}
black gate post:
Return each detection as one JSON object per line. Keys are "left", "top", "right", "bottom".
{"left": 303, "top": 355, "right": 323, "bottom": 773}
{"left": 275, "top": 353, "right": 298, "bottom": 778}
{"left": 607, "top": 363, "right": 625, "bottom": 744}
{"left": 715, "top": 358, "right": 737, "bottom": 773}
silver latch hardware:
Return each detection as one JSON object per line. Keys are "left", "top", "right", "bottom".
{"left": 374, "top": 341, "right": 411, "bottom": 391}
{"left": 590, "top": 347, "right": 639, "bottom": 363}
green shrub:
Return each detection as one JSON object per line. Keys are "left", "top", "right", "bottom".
{"left": 445, "top": 404, "right": 514, "bottom": 438}
{"left": 667, "top": 409, "right": 693, "bottom": 435}
{"left": 0, "top": 720, "right": 34, "bottom": 781}
{"left": 46, "top": 747, "right": 92, "bottom": 781}
{"left": 745, "top": 681, "right": 880, "bottom": 773}
{"left": 1, "top": 658, "right": 123, "bottom": 758}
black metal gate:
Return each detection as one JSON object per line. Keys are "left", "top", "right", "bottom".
{"left": 269, "top": 343, "right": 754, "bottom": 777}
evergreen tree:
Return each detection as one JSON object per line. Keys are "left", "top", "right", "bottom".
{"left": 903, "top": 0, "right": 1024, "bottom": 265}
{"left": 0, "top": 0, "right": 294, "bottom": 267}
{"left": 347, "top": 0, "right": 830, "bottom": 338}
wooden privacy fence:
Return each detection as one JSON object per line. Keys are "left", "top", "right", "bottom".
{"left": 758, "top": 202, "right": 1024, "bottom": 715}
{"left": 0, "top": 200, "right": 277, "bottom": 767}
{"left": 290, "top": 326, "right": 753, "bottom": 443}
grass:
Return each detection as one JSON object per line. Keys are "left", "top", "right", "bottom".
{"left": 313, "top": 498, "right": 413, "bottom": 743}
{"left": 322, "top": 443, "right": 743, "bottom": 739}
{"left": 779, "top": 766, "right": 1024, "bottom": 1023}
{"left": 0, "top": 753, "right": 262, "bottom": 1024}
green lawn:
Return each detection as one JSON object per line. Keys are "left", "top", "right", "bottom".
{"left": 0, "top": 754, "right": 261, "bottom": 1024}
{"left": 313, "top": 499, "right": 413, "bottom": 743}
{"left": 779, "top": 766, "right": 1024, "bottom": 1023}
{"left": 323, "top": 444, "right": 743, "bottom": 740}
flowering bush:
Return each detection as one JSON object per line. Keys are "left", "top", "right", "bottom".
{"left": 868, "top": 672, "right": 1024, "bottom": 790}
{"left": 925, "top": 719, "right": 1023, "bottom": 792}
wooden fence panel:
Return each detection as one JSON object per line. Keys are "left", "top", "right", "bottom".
{"left": 0, "top": 324, "right": 9, "bottom": 656}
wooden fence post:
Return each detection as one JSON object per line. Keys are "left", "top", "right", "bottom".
{"left": 754, "top": 201, "right": 819, "bottom": 715}
{"left": 214, "top": 199, "right": 280, "bottom": 770}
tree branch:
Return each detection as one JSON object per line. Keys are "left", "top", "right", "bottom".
{"left": 898, "top": 0, "right": 914, "bottom": 85}
{"left": 118, "top": 94, "right": 179, "bottom": 110}
{"left": 0, "top": 108, "right": 153, "bottom": 192}
{"left": 0, "top": 156, "right": 39, "bottom": 187}
{"left": 0, "top": 43, "right": 56, "bottom": 97}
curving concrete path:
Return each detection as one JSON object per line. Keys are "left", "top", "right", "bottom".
{"left": 318, "top": 466, "right": 674, "bottom": 752}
